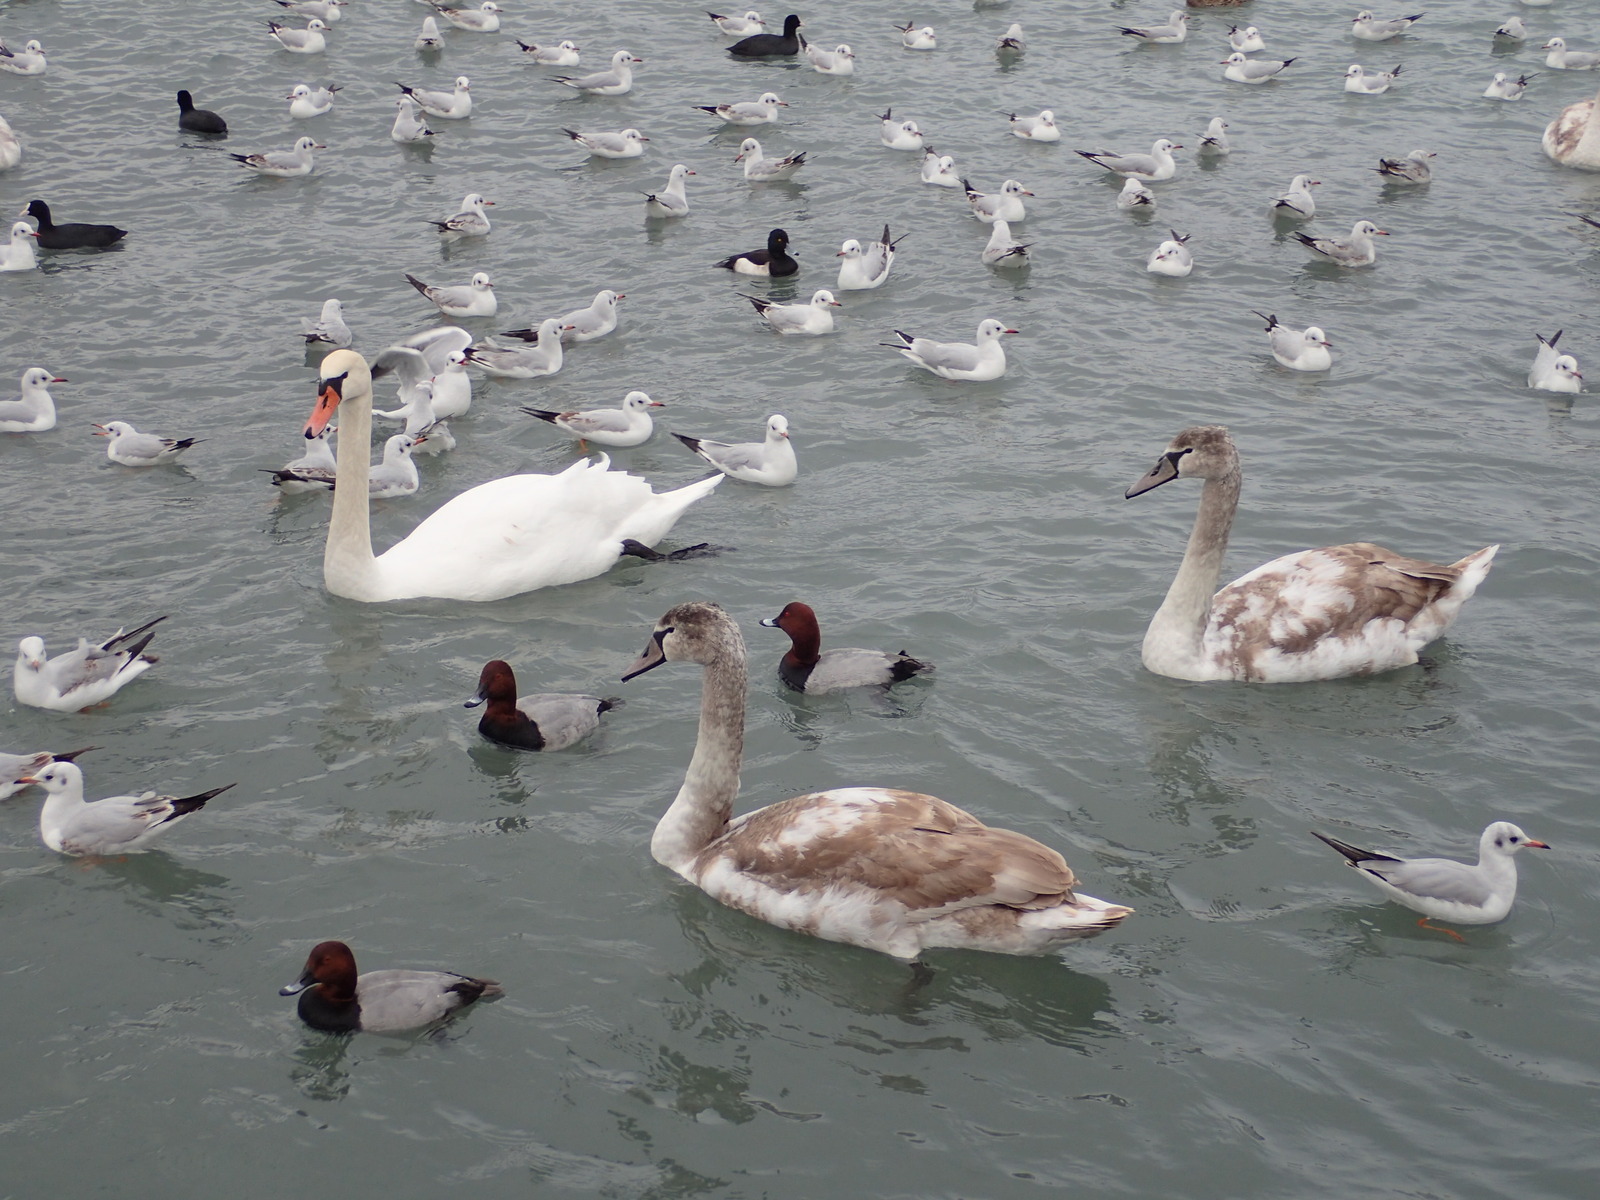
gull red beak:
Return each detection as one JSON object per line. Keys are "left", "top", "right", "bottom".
{"left": 90, "top": 423, "right": 110, "bottom": 436}
{"left": 1526, "top": 839, "right": 1551, "bottom": 849}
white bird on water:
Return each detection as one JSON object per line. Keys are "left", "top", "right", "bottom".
{"left": 1198, "top": 117, "right": 1231, "bottom": 155}
{"left": 466, "top": 319, "right": 564, "bottom": 378}
{"left": 1146, "top": 230, "right": 1193, "bottom": 277}
{"left": 997, "top": 24, "right": 1025, "bottom": 57}
{"left": 1005, "top": 109, "right": 1059, "bottom": 141}
{"left": 1228, "top": 25, "right": 1265, "bottom": 53}
{"left": 0, "top": 367, "right": 66, "bottom": 432}
{"left": 415, "top": 16, "right": 445, "bottom": 50}
{"left": 981, "top": 220, "right": 1030, "bottom": 268}
{"left": 1344, "top": 63, "right": 1402, "bottom": 94}
{"left": 883, "top": 319, "right": 1016, "bottom": 382}
{"left": 964, "top": 178, "right": 1032, "bottom": 223}
{"left": 229, "top": 136, "right": 323, "bottom": 178}
{"left": 708, "top": 11, "right": 765, "bottom": 37}
{"left": 563, "top": 127, "right": 649, "bottom": 158}
{"left": 743, "top": 289, "right": 840, "bottom": 335}
{"left": 1351, "top": 11, "right": 1424, "bottom": 42}
{"left": 0, "top": 113, "right": 22, "bottom": 169}
{"left": 553, "top": 50, "right": 642, "bottom": 95}
{"left": 23, "top": 760, "right": 233, "bottom": 858}
{"left": 920, "top": 148, "right": 959, "bottom": 187}
{"left": 1253, "top": 312, "right": 1332, "bottom": 371}
{"left": 267, "top": 19, "right": 329, "bottom": 54}
{"left": 431, "top": 2, "right": 502, "bottom": 33}
{"left": 287, "top": 83, "right": 340, "bottom": 118}
{"left": 896, "top": 22, "right": 936, "bottom": 51}
{"left": 694, "top": 92, "right": 786, "bottom": 125}
{"left": 14, "top": 616, "right": 165, "bottom": 712}
{"left": 515, "top": 39, "right": 580, "bottom": 65}
{"left": 1483, "top": 71, "right": 1533, "bottom": 100}
{"left": 391, "top": 97, "right": 434, "bottom": 142}
{"left": 673, "top": 414, "right": 797, "bottom": 486}
{"left": 94, "top": 421, "right": 201, "bottom": 466}
{"left": 643, "top": 164, "right": 694, "bottom": 217}
{"left": 301, "top": 298, "right": 352, "bottom": 346}
{"left": 1272, "top": 174, "right": 1320, "bottom": 218}
{"left": 805, "top": 42, "right": 855, "bottom": 74}
{"left": 1529, "top": 331, "right": 1582, "bottom": 392}
{"left": 1075, "top": 139, "right": 1182, "bottom": 181}
{"left": 1117, "top": 177, "right": 1156, "bottom": 211}
{"left": 405, "top": 271, "right": 496, "bottom": 317}
{"left": 1118, "top": 11, "right": 1188, "bottom": 44}
{"left": 879, "top": 109, "right": 925, "bottom": 151}
{"left": 0, "top": 38, "right": 47, "bottom": 75}
{"left": 1295, "top": 220, "right": 1388, "bottom": 267}
{"left": 1223, "top": 52, "right": 1295, "bottom": 84}
{"left": 396, "top": 76, "right": 472, "bottom": 119}
{"left": 836, "top": 224, "right": 902, "bottom": 290}
{"left": 1375, "top": 149, "right": 1433, "bottom": 183}
{"left": 428, "top": 192, "right": 493, "bottom": 238}
{"left": 0, "top": 220, "right": 38, "bottom": 271}
{"left": 735, "top": 137, "right": 806, "bottom": 181}
{"left": 521, "top": 390, "right": 663, "bottom": 450}
{"left": 1494, "top": 16, "right": 1527, "bottom": 42}
{"left": 1542, "top": 38, "right": 1600, "bottom": 71}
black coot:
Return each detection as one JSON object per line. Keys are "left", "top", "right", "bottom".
{"left": 24, "top": 201, "right": 127, "bottom": 249}
{"left": 176, "top": 90, "right": 228, "bottom": 134}
{"left": 728, "top": 14, "right": 803, "bottom": 57}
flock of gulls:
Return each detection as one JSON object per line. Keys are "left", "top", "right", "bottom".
{"left": 0, "top": 1, "right": 1590, "bottom": 1032}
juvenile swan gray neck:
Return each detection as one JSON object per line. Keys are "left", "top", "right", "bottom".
{"left": 1150, "top": 467, "right": 1240, "bottom": 656}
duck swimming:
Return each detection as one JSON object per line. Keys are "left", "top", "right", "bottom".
{"left": 280, "top": 940, "right": 502, "bottom": 1033}
{"left": 759, "top": 602, "right": 933, "bottom": 693}
{"left": 464, "top": 660, "right": 620, "bottom": 751}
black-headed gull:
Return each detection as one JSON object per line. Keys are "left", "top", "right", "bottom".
{"left": 996, "top": 24, "right": 1025, "bottom": 56}
{"left": 1542, "top": 38, "right": 1600, "bottom": 70}
{"left": 273, "top": 432, "right": 426, "bottom": 491}
{"left": 1, "top": 748, "right": 92, "bottom": 802}
{"left": 709, "top": 11, "right": 766, "bottom": 37}
{"left": 883, "top": 319, "right": 1015, "bottom": 381}
{"left": 516, "top": 39, "right": 579, "bottom": 65}
{"left": 1483, "top": 71, "right": 1534, "bottom": 100}
{"left": 522, "top": 390, "right": 662, "bottom": 449}
{"left": 267, "top": 19, "right": 329, "bottom": 54}
{"left": 94, "top": 421, "right": 201, "bottom": 466}
{"left": 24, "top": 761, "right": 233, "bottom": 857}
{"left": 301, "top": 298, "right": 352, "bottom": 346}
{"left": 743, "top": 289, "right": 839, "bottom": 335}
{"left": 0, "top": 116, "right": 20, "bottom": 169}
{"left": 1272, "top": 174, "right": 1320, "bottom": 218}
{"left": 0, "top": 367, "right": 65, "bottom": 432}
{"left": 564, "top": 127, "right": 649, "bottom": 158}
{"left": 896, "top": 22, "right": 936, "bottom": 50}
{"left": 554, "top": 50, "right": 642, "bottom": 94}
{"left": 0, "top": 220, "right": 38, "bottom": 271}
{"left": 176, "top": 90, "right": 227, "bottom": 134}
{"left": 397, "top": 76, "right": 472, "bottom": 118}
{"left": 1295, "top": 220, "right": 1387, "bottom": 266}
{"left": 406, "top": 271, "right": 496, "bottom": 317}
{"left": 431, "top": 2, "right": 502, "bottom": 32}
{"left": 1076, "top": 139, "right": 1181, "bottom": 181}
{"left": 644, "top": 164, "right": 695, "bottom": 217}
{"left": 1223, "top": 52, "right": 1295, "bottom": 83}
{"left": 505, "top": 290, "right": 624, "bottom": 343}
{"left": 805, "top": 41, "right": 855, "bottom": 74}
{"left": 1345, "top": 63, "right": 1402, "bottom": 93}
{"left": 0, "top": 38, "right": 47, "bottom": 75}
{"left": 715, "top": 227, "right": 797, "bottom": 276}
{"left": 1228, "top": 25, "right": 1265, "bottom": 53}
{"left": 275, "top": 0, "right": 345, "bottom": 21}
{"left": 964, "top": 178, "right": 1032, "bottom": 223}
{"left": 735, "top": 137, "right": 806, "bottom": 180}
{"left": 920, "top": 148, "right": 959, "bottom": 186}
{"left": 836, "top": 224, "right": 903, "bottom": 290}
{"left": 1198, "top": 117, "right": 1231, "bottom": 154}
{"left": 981, "top": 220, "right": 1030, "bottom": 268}
{"left": 1375, "top": 148, "right": 1433, "bottom": 183}
{"left": 1253, "top": 312, "right": 1332, "bottom": 371}
{"left": 371, "top": 331, "right": 474, "bottom": 417}
{"left": 14, "top": 616, "right": 165, "bottom": 712}
{"left": 879, "top": 109, "right": 925, "bottom": 151}
{"left": 428, "top": 192, "right": 493, "bottom": 237}
{"left": 1351, "top": 11, "right": 1424, "bottom": 42}
{"left": 466, "top": 319, "right": 564, "bottom": 377}
{"left": 673, "top": 414, "right": 796, "bottom": 486}
{"left": 265, "top": 425, "right": 338, "bottom": 493}
{"left": 229, "top": 136, "right": 322, "bottom": 177}
{"left": 1117, "top": 177, "right": 1156, "bottom": 211}
{"left": 287, "top": 82, "right": 340, "bottom": 118}
{"left": 695, "top": 92, "right": 786, "bottom": 124}
{"left": 1529, "top": 331, "right": 1582, "bottom": 392}
{"left": 1118, "top": 10, "right": 1188, "bottom": 43}
{"left": 1494, "top": 17, "right": 1527, "bottom": 42}
{"left": 1006, "top": 109, "right": 1059, "bottom": 141}
{"left": 1312, "top": 822, "right": 1547, "bottom": 935}
{"left": 729, "top": 14, "right": 803, "bottom": 56}
{"left": 1146, "top": 230, "right": 1193, "bottom": 276}
{"left": 391, "top": 96, "right": 435, "bottom": 142}
{"left": 416, "top": 16, "right": 446, "bottom": 50}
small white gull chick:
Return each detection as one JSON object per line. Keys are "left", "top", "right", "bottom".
{"left": 1117, "top": 177, "right": 1156, "bottom": 211}
{"left": 1351, "top": 11, "right": 1424, "bottom": 42}
{"left": 0, "top": 367, "right": 65, "bottom": 432}
{"left": 1483, "top": 71, "right": 1534, "bottom": 100}
{"left": 673, "top": 414, "right": 797, "bottom": 486}
{"left": 1345, "top": 63, "right": 1402, "bottom": 94}
{"left": 428, "top": 192, "right": 493, "bottom": 237}
{"left": 644, "top": 164, "right": 695, "bottom": 217}
{"left": 466, "top": 318, "right": 564, "bottom": 377}
{"left": 301, "top": 298, "right": 352, "bottom": 346}
{"left": 14, "top": 617, "right": 165, "bottom": 712}
{"left": 287, "top": 83, "right": 340, "bottom": 118}
{"left": 516, "top": 39, "right": 580, "bottom": 65}
{"left": 883, "top": 319, "right": 1015, "bottom": 381}
{"left": 0, "top": 220, "right": 39, "bottom": 271}
{"left": 1312, "top": 823, "right": 1547, "bottom": 935}
{"left": 1199, "top": 117, "right": 1231, "bottom": 155}
{"left": 391, "top": 96, "right": 435, "bottom": 142}
{"left": 94, "top": 420, "right": 201, "bottom": 467}
{"left": 836, "top": 224, "right": 903, "bottom": 290}
{"left": 1228, "top": 26, "right": 1265, "bottom": 53}
{"left": 1376, "top": 148, "right": 1433, "bottom": 183}
{"left": 431, "top": 2, "right": 502, "bottom": 33}
{"left": 563, "top": 127, "right": 649, "bottom": 158}
{"left": 1146, "top": 230, "right": 1193, "bottom": 276}
{"left": 397, "top": 76, "right": 472, "bottom": 119}
{"left": 735, "top": 137, "right": 806, "bottom": 180}
{"left": 879, "top": 109, "right": 924, "bottom": 151}
{"left": 24, "top": 760, "right": 233, "bottom": 857}
{"left": 920, "top": 148, "right": 959, "bottom": 186}
{"left": 1253, "top": 311, "right": 1332, "bottom": 371}
{"left": 521, "top": 390, "right": 662, "bottom": 449}
{"left": 1494, "top": 16, "right": 1527, "bottom": 41}
{"left": 1119, "top": 10, "right": 1188, "bottom": 44}
{"left": 694, "top": 92, "right": 786, "bottom": 124}
{"left": 415, "top": 16, "right": 445, "bottom": 49}
{"left": 1005, "top": 109, "right": 1059, "bottom": 141}
{"left": 743, "top": 288, "right": 840, "bottom": 335}
{"left": 1542, "top": 38, "right": 1600, "bottom": 70}
{"left": 229, "top": 136, "right": 322, "bottom": 177}
{"left": 1223, "top": 52, "right": 1295, "bottom": 83}
{"left": 1272, "top": 174, "right": 1321, "bottom": 218}
{"left": 806, "top": 42, "right": 855, "bottom": 74}
{"left": 0, "top": 38, "right": 47, "bottom": 75}
{"left": 406, "top": 271, "right": 496, "bottom": 317}
{"left": 709, "top": 11, "right": 765, "bottom": 37}
{"left": 267, "top": 19, "right": 329, "bottom": 54}
{"left": 996, "top": 24, "right": 1025, "bottom": 57}
{"left": 896, "top": 22, "right": 936, "bottom": 51}
{"left": 964, "top": 178, "right": 1032, "bottom": 223}
{"left": 1076, "top": 138, "right": 1182, "bottom": 180}
{"left": 554, "top": 50, "right": 642, "bottom": 94}
{"left": 1295, "top": 220, "right": 1388, "bottom": 267}
{"left": 981, "top": 220, "right": 1030, "bottom": 267}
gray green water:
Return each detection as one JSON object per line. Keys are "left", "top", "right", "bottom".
{"left": 2, "top": 1, "right": 1598, "bottom": 1196}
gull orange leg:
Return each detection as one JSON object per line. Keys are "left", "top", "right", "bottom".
{"left": 1417, "top": 917, "right": 1465, "bottom": 943}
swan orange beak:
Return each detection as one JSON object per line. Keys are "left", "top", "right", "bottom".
{"left": 305, "top": 373, "right": 345, "bottom": 438}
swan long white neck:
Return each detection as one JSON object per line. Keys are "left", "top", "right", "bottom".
{"left": 324, "top": 375, "right": 380, "bottom": 599}
{"left": 651, "top": 643, "right": 745, "bottom": 873}
{"left": 1143, "top": 469, "right": 1240, "bottom": 672}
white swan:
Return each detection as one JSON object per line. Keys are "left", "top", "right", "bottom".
{"left": 302, "top": 350, "right": 722, "bottom": 602}
{"left": 1543, "top": 79, "right": 1600, "bottom": 169}
{"left": 621, "top": 601, "right": 1133, "bottom": 960}
{"left": 1125, "top": 426, "right": 1498, "bottom": 683}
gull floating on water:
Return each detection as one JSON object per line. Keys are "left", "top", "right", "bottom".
{"left": 564, "top": 127, "right": 649, "bottom": 158}
{"left": 287, "top": 83, "right": 340, "bottom": 118}
{"left": 1228, "top": 25, "right": 1265, "bottom": 53}
{"left": 1253, "top": 311, "right": 1332, "bottom": 371}
{"left": 1, "top": 748, "right": 91, "bottom": 802}
{"left": 0, "top": 220, "right": 38, "bottom": 271}
{"left": 0, "top": 113, "right": 22, "bottom": 169}
{"left": 1118, "top": 10, "right": 1188, "bottom": 44}
{"left": 674, "top": 414, "right": 797, "bottom": 486}
{"left": 1376, "top": 148, "right": 1433, "bottom": 183}
{"left": 415, "top": 16, "right": 445, "bottom": 50}
{"left": 1529, "top": 330, "right": 1582, "bottom": 392}
{"left": 522, "top": 390, "right": 662, "bottom": 449}
{"left": 276, "top": 0, "right": 345, "bottom": 21}
{"left": 1494, "top": 16, "right": 1527, "bottom": 41}
{"left": 94, "top": 420, "right": 200, "bottom": 466}
{"left": 230, "top": 136, "right": 322, "bottom": 177}
{"left": 1117, "top": 177, "right": 1156, "bottom": 210}
{"left": 1345, "top": 63, "right": 1402, "bottom": 94}
{"left": 879, "top": 109, "right": 925, "bottom": 151}
{"left": 267, "top": 19, "right": 329, "bottom": 54}
{"left": 836, "top": 224, "right": 903, "bottom": 290}
{"left": 24, "top": 760, "right": 233, "bottom": 858}
{"left": 644, "top": 164, "right": 694, "bottom": 217}
{"left": 1296, "top": 220, "right": 1388, "bottom": 267}
{"left": 743, "top": 288, "right": 839, "bottom": 335}
{"left": 981, "top": 220, "right": 1030, "bottom": 267}
{"left": 467, "top": 319, "right": 564, "bottom": 377}
{"left": 391, "top": 96, "right": 434, "bottom": 142}
{"left": 1351, "top": 11, "right": 1423, "bottom": 42}
{"left": 14, "top": 616, "right": 165, "bottom": 712}
{"left": 694, "top": 92, "right": 786, "bottom": 124}
{"left": 920, "top": 147, "right": 959, "bottom": 186}
{"left": 1147, "top": 230, "right": 1193, "bottom": 276}
{"left": 996, "top": 24, "right": 1025, "bottom": 56}
{"left": 805, "top": 42, "right": 855, "bottom": 74}
{"left": 1273, "top": 174, "right": 1320, "bottom": 218}
{"left": 431, "top": 2, "right": 502, "bottom": 33}
{"left": 709, "top": 11, "right": 766, "bottom": 37}
{"left": 516, "top": 39, "right": 579, "bottom": 65}
{"left": 1198, "top": 117, "right": 1231, "bottom": 154}
{"left": 1312, "top": 822, "right": 1547, "bottom": 934}
{"left": 406, "top": 270, "right": 496, "bottom": 317}
{"left": 504, "top": 289, "right": 624, "bottom": 344}
{"left": 883, "top": 319, "right": 1015, "bottom": 381}
{"left": 1543, "top": 37, "right": 1600, "bottom": 70}
{"left": 0, "top": 37, "right": 48, "bottom": 75}
{"left": 1077, "top": 138, "right": 1181, "bottom": 180}
{"left": 370, "top": 331, "right": 474, "bottom": 418}
{"left": 1483, "top": 71, "right": 1534, "bottom": 100}
{"left": 301, "top": 298, "right": 352, "bottom": 346}
{"left": 1223, "top": 52, "right": 1295, "bottom": 83}
{"left": 896, "top": 22, "right": 936, "bottom": 51}
{"left": 554, "top": 50, "right": 642, "bottom": 94}
{"left": 428, "top": 192, "right": 493, "bottom": 237}
{"left": 397, "top": 76, "right": 472, "bottom": 118}
{"left": 1005, "top": 109, "right": 1059, "bottom": 141}
{"left": 735, "top": 136, "right": 806, "bottom": 180}
{"left": 264, "top": 425, "right": 338, "bottom": 493}
{"left": 964, "top": 178, "right": 1032, "bottom": 223}
{"left": 0, "top": 367, "right": 65, "bottom": 432}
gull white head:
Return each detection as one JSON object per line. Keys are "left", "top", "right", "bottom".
{"left": 17, "top": 636, "right": 45, "bottom": 671}
{"left": 470, "top": 272, "right": 493, "bottom": 290}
